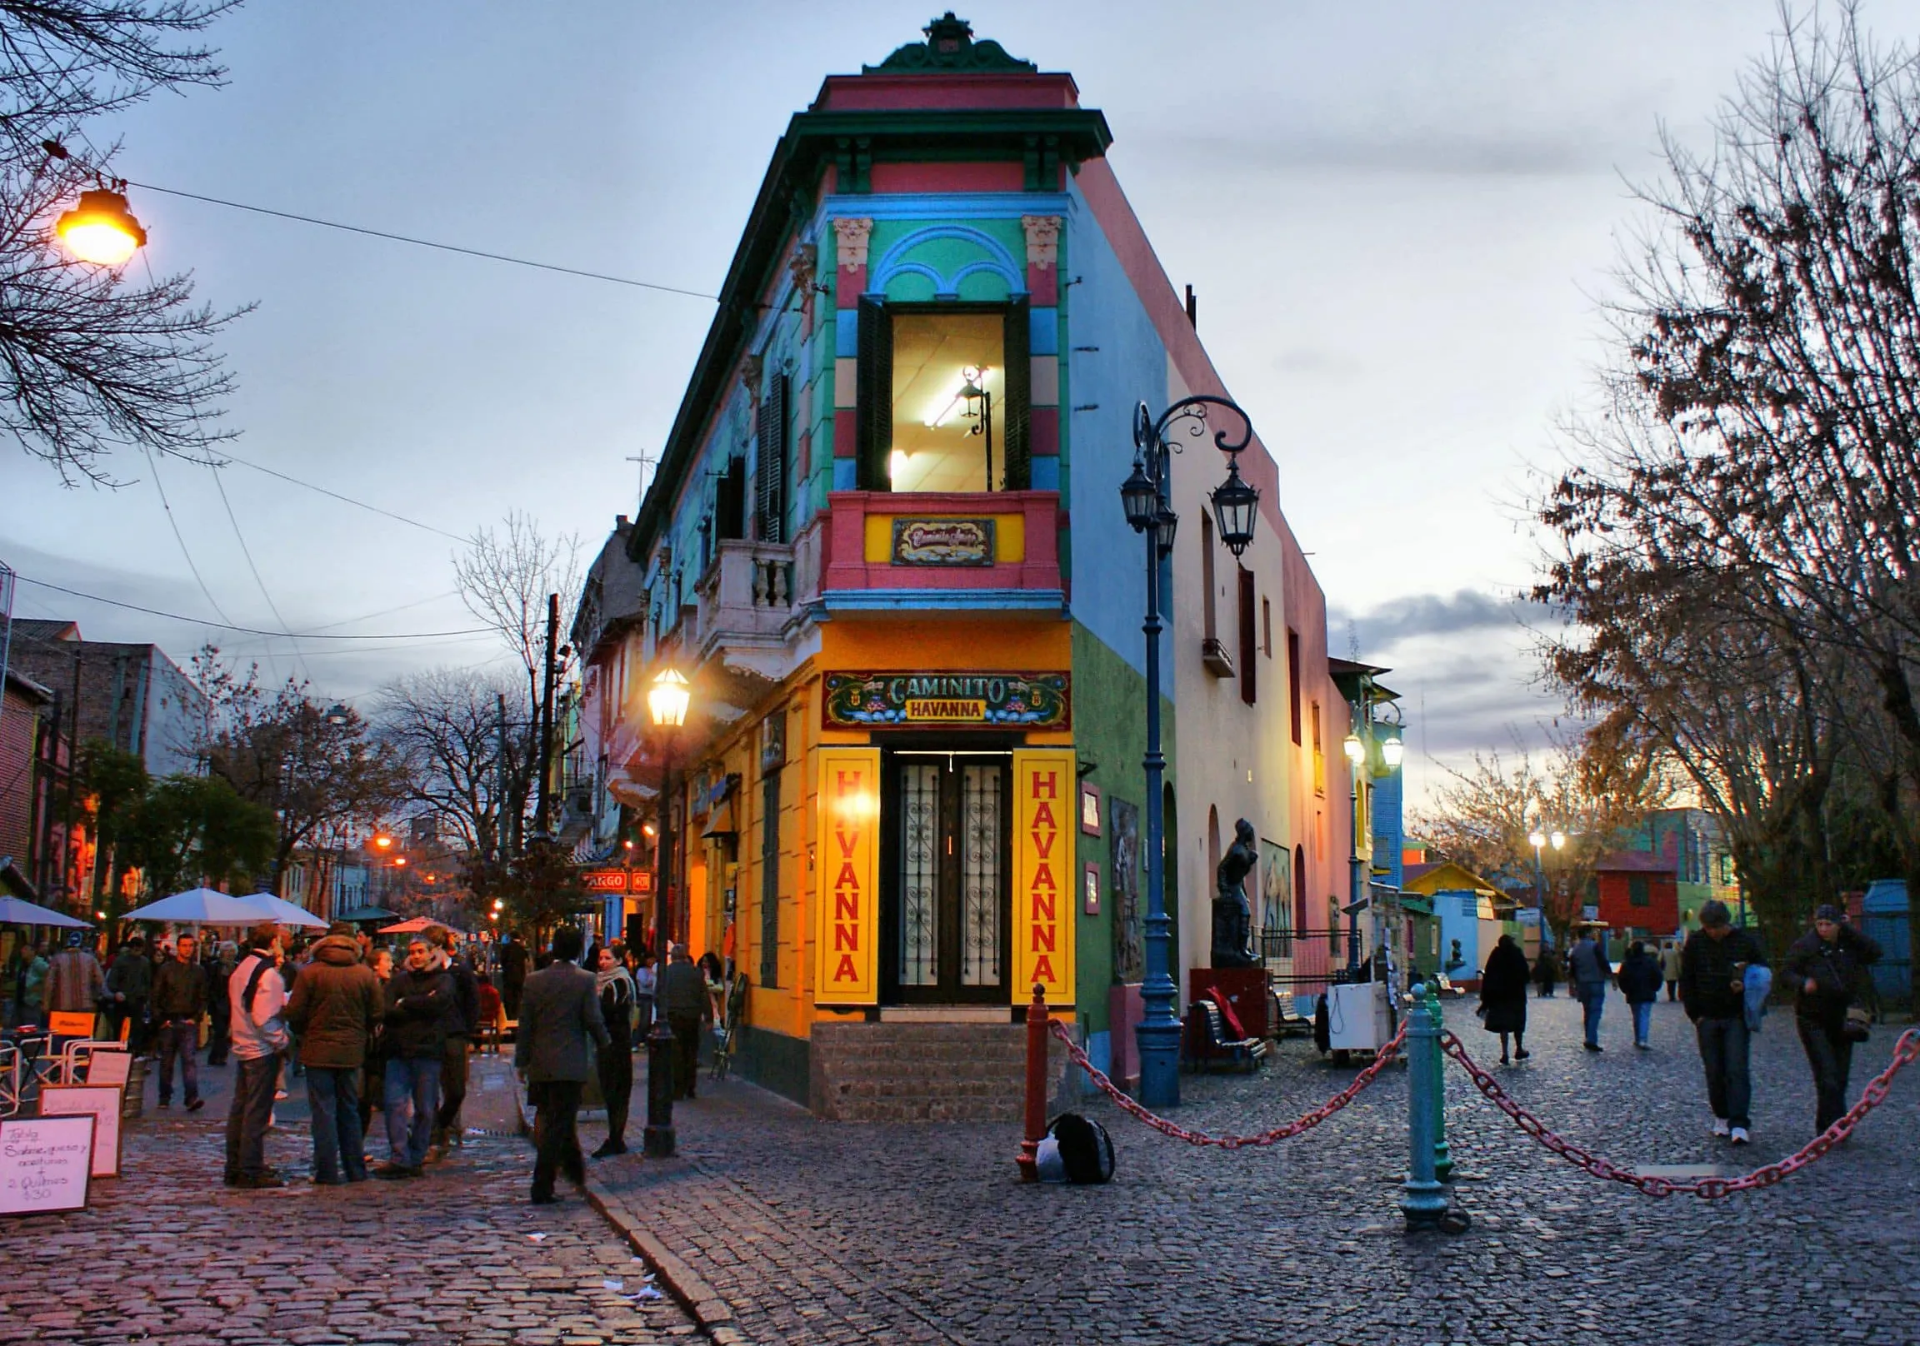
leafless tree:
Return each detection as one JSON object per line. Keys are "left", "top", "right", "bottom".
{"left": 375, "top": 666, "right": 533, "bottom": 862}
{"left": 0, "top": 1, "right": 250, "bottom": 484}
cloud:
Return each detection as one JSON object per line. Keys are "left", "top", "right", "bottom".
{"left": 1333, "top": 588, "right": 1553, "bottom": 653}
{"left": 1144, "top": 130, "right": 1613, "bottom": 180}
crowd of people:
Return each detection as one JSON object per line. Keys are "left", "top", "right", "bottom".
{"left": 2, "top": 919, "right": 733, "bottom": 1205}
{"left": 1478, "top": 900, "right": 1885, "bottom": 1146}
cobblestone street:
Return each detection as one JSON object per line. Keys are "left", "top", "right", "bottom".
{"left": 0, "top": 1052, "right": 694, "bottom": 1346}
{"left": 581, "top": 994, "right": 1920, "bottom": 1346}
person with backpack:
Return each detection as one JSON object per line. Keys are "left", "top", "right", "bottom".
{"left": 1783, "top": 904, "right": 1882, "bottom": 1137}
{"left": 1616, "top": 940, "right": 1664, "bottom": 1050}
{"left": 1680, "top": 900, "right": 1769, "bottom": 1145}
{"left": 225, "top": 924, "right": 291, "bottom": 1189}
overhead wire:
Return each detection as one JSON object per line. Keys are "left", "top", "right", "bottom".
{"left": 140, "top": 441, "right": 237, "bottom": 630}
{"left": 210, "top": 450, "right": 469, "bottom": 543}
{"left": 211, "top": 463, "right": 312, "bottom": 682}
{"left": 127, "top": 179, "right": 721, "bottom": 301}
{"left": 12, "top": 574, "right": 494, "bottom": 640}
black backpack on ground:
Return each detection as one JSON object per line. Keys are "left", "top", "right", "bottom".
{"left": 1046, "top": 1112, "right": 1115, "bottom": 1184}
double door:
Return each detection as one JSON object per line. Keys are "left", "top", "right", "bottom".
{"left": 883, "top": 753, "right": 1010, "bottom": 1004}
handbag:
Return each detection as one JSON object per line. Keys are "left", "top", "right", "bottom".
{"left": 1843, "top": 1005, "right": 1872, "bottom": 1043}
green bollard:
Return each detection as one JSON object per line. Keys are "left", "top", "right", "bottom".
{"left": 1401, "top": 982, "right": 1449, "bottom": 1231}
{"left": 1427, "top": 982, "right": 1453, "bottom": 1182}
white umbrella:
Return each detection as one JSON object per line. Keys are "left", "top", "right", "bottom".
{"left": 0, "top": 895, "right": 90, "bottom": 928}
{"left": 120, "top": 887, "right": 267, "bottom": 926}
{"left": 236, "top": 892, "right": 329, "bottom": 929}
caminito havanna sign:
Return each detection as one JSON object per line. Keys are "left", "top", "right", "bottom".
{"left": 822, "top": 671, "right": 1070, "bottom": 730}
{"left": 815, "top": 748, "right": 881, "bottom": 1005}
{"left": 1012, "top": 749, "right": 1076, "bottom": 1005}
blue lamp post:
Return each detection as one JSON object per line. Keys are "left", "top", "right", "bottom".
{"left": 1119, "top": 396, "right": 1259, "bottom": 1110}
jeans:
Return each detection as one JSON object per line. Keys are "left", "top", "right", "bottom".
{"left": 224, "top": 1053, "right": 279, "bottom": 1180}
{"left": 1577, "top": 984, "right": 1607, "bottom": 1046}
{"left": 432, "top": 1038, "right": 469, "bottom": 1144}
{"left": 383, "top": 1055, "right": 442, "bottom": 1168}
{"left": 305, "top": 1066, "right": 366, "bottom": 1183}
{"left": 528, "top": 1078, "right": 584, "bottom": 1199}
{"left": 1695, "top": 1015, "right": 1752, "bottom": 1128}
{"left": 1797, "top": 1019, "right": 1855, "bottom": 1134}
{"left": 156, "top": 1018, "right": 200, "bottom": 1104}
{"left": 1631, "top": 1001, "right": 1653, "bottom": 1046}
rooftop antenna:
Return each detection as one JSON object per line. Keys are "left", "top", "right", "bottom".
{"left": 626, "top": 453, "right": 658, "bottom": 507}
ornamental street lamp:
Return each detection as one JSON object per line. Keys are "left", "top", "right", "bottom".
{"left": 643, "top": 665, "right": 690, "bottom": 1159}
{"left": 1118, "top": 395, "right": 1259, "bottom": 1110}
{"left": 56, "top": 184, "right": 147, "bottom": 265}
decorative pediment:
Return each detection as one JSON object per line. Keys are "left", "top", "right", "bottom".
{"left": 865, "top": 13, "right": 1037, "bottom": 75}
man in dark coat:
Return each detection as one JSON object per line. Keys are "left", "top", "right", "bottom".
{"left": 514, "top": 925, "right": 609, "bottom": 1204}
{"left": 655, "top": 944, "right": 711, "bottom": 1101}
{"left": 498, "top": 933, "right": 529, "bottom": 1020}
{"left": 1680, "top": 899, "right": 1769, "bottom": 1145}
{"left": 428, "top": 927, "right": 479, "bottom": 1160}
{"left": 105, "top": 935, "right": 153, "bottom": 1051}
{"left": 150, "top": 933, "right": 208, "bottom": 1110}
{"left": 375, "top": 937, "right": 454, "bottom": 1178}
{"left": 1616, "top": 940, "right": 1664, "bottom": 1050}
{"left": 285, "top": 923, "right": 382, "bottom": 1184}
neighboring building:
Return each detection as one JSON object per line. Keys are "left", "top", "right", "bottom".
{"left": 1402, "top": 859, "right": 1512, "bottom": 986}
{"left": 0, "top": 667, "right": 52, "bottom": 895}
{"left": 1592, "top": 849, "right": 1681, "bottom": 942}
{"left": 7, "top": 619, "right": 205, "bottom": 777}
{"left": 589, "top": 17, "right": 1356, "bottom": 1116}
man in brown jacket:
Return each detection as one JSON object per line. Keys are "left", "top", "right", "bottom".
{"left": 285, "top": 923, "right": 382, "bottom": 1185}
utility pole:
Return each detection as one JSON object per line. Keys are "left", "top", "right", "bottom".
{"left": 535, "top": 592, "right": 558, "bottom": 837}
{"left": 496, "top": 691, "right": 511, "bottom": 862}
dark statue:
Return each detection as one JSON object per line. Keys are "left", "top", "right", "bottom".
{"left": 1212, "top": 818, "right": 1258, "bottom": 968}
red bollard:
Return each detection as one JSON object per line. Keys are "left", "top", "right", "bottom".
{"left": 1018, "top": 981, "right": 1048, "bottom": 1182}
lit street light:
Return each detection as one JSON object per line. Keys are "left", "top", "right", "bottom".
{"left": 56, "top": 185, "right": 146, "bottom": 265}
{"left": 644, "top": 664, "right": 690, "bottom": 1158}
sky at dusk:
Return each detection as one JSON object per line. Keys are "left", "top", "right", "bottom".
{"left": 4, "top": 0, "right": 1907, "bottom": 807}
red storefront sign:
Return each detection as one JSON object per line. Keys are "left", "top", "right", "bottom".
{"left": 580, "top": 869, "right": 653, "bottom": 895}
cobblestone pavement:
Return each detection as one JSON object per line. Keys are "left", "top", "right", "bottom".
{"left": 0, "top": 1049, "right": 695, "bottom": 1345}
{"left": 582, "top": 994, "right": 1920, "bottom": 1346}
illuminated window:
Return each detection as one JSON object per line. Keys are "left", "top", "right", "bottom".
{"left": 857, "top": 301, "right": 1031, "bottom": 493}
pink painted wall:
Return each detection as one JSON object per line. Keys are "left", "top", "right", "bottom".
{"left": 812, "top": 73, "right": 1080, "bottom": 112}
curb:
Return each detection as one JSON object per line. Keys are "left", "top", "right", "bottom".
{"left": 499, "top": 1064, "right": 749, "bottom": 1345}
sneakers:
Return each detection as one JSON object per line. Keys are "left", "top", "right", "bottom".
{"left": 1711, "top": 1117, "right": 1731, "bottom": 1138}
{"left": 1730, "top": 1126, "right": 1751, "bottom": 1145}
{"left": 1583, "top": 1042, "right": 1603, "bottom": 1053}
{"left": 1634, "top": 1041, "right": 1650, "bottom": 1050}
{"left": 157, "top": 1099, "right": 171, "bottom": 1109}
{"left": 186, "top": 1098, "right": 204, "bottom": 1112}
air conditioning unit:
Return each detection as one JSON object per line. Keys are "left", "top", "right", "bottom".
{"left": 567, "top": 786, "right": 595, "bottom": 819}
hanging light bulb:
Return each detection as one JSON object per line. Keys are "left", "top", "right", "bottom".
{"left": 56, "top": 186, "right": 147, "bottom": 265}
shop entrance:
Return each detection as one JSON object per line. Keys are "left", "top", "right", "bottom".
{"left": 881, "top": 750, "right": 1012, "bottom": 1004}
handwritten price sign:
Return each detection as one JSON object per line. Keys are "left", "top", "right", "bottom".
{"left": 0, "top": 1115, "right": 95, "bottom": 1215}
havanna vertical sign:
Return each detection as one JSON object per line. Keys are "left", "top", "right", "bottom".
{"left": 814, "top": 748, "right": 880, "bottom": 1005}
{"left": 1012, "top": 749, "right": 1077, "bottom": 1006}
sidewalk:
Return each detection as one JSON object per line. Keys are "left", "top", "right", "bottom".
{"left": 545, "top": 997, "right": 1920, "bottom": 1346}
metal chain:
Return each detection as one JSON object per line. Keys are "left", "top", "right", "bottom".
{"left": 1046, "top": 1017, "right": 1409, "bottom": 1148}
{"left": 1440, "top": 1027, "right": 1920, "bottom": 1199}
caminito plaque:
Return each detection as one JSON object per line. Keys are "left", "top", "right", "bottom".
{"left": 890, "top": 517, "right": 995, "bottom": 566}
{"left": 821, "top": 672, "right": 1070, "bottom": 730}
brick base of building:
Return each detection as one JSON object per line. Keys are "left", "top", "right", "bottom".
{"left": 805, "top": 1020, "right": 1067, "bottom": 1122}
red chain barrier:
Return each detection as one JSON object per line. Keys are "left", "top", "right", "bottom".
{"left": 1046, "top": 1017, "right": 1409, "bottom": 1148}
{"left": 1440, "top": 1027, "right": 1920, "bottom": 1199}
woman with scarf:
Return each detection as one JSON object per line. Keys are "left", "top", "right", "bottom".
{"left": 592, "top": 944, "right": 637, "bottom": 1157}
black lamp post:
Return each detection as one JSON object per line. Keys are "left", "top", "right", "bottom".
{"left": 1119, "top": 396, "right": 1258, "bottom": 1110}
{"left": 642, "top": 667, "right": 690, "bottom": 1160}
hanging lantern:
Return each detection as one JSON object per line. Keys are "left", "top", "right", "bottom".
{"left": 56, "top": 187, "right": 147, "bottom": 265}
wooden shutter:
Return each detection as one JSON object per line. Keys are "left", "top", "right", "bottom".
{"left": 855, "top": 299, "right": 891, "bottom": 490}
{"left": 1001, "top": 298, "right": 1030, "bottom": 491}
{"left": 1238, "top": 568, "right": 1257, "bottom": 705}
{"left": 755, "top": 374, "right": 788, "bottom": 543}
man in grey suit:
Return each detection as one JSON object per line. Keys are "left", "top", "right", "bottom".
{"left": 513, "top": 925, "right": 610, "bottom": 1204}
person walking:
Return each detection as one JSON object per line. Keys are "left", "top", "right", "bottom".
{"left": 1532, "top": 947, "right": 1558, "bottom": 999}
{"left": 657, "top": 944, "right": 710, "bottom": 1100}
{"left": 514, "top": 926, "right": 609, "bottom": 1204}
{"left": 225, "top": 924, "right": 291, "bottom": 1189}
{"left": 1568, "top": 927, "right": 1613, "bottom": 1052}
{"left": 283, "top": 922, "right": 381, "bottom": 1185}
{"left": 104, "top": 935, "right": 153, "bottom": 1050}
{"left": 498, "top": 933, "right": 529, "bottom": 1021}
{"left": 359, "top": 948, "right": 394, "bottom": 1146}
{"left": 633, "top": 951, "right": 657, "bottom": 1037}
{"left": 1617, "top": 940, "right": 1664, "bottom": 1050}
{"left": 376, "top": 937, "right": 453, "bottom": 1179}
{"left": 1783, "top": 904, "right": 1882, "bottom": 1137}
{"left": 427, "top": 928, "right": 478, "bottom": 1163}
{"left": 591, "top": 944, "right": 636, "bottom": 1157}
{"left": 151, "top": 933, "right": 208, "bottom": 1110}
{"left": 1659, "top": 938, "right": 1684, "bottom": 1001}
{"left": 16, "top": 942, "right": 50, "bottom": 1026}
{"left": 1478, "top": 934, "right": 1531, "bottom": 1064}
{"left": 1680, "top": 899, "right": 1769, "bottom": 1145}
{"left": 43, "top": 930, "right": 106, "bottom": 1021}
{"left": 205, "top": 941, "right": 237, "bottom": 1066}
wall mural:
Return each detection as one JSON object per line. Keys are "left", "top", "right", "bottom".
{"left": 1110, "top": 795, "right": 1143, "bottom": 983}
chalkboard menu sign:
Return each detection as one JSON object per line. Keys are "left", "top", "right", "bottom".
{"left": 0, "top": 1115, "right": 94, "bottom": 1215}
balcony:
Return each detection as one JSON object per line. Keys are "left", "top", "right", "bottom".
{"left": 693, "top": 539, "right": 801, "bottom": 674}
{"left": 819, "top": 490, "right": 1064, "bottom": 615}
